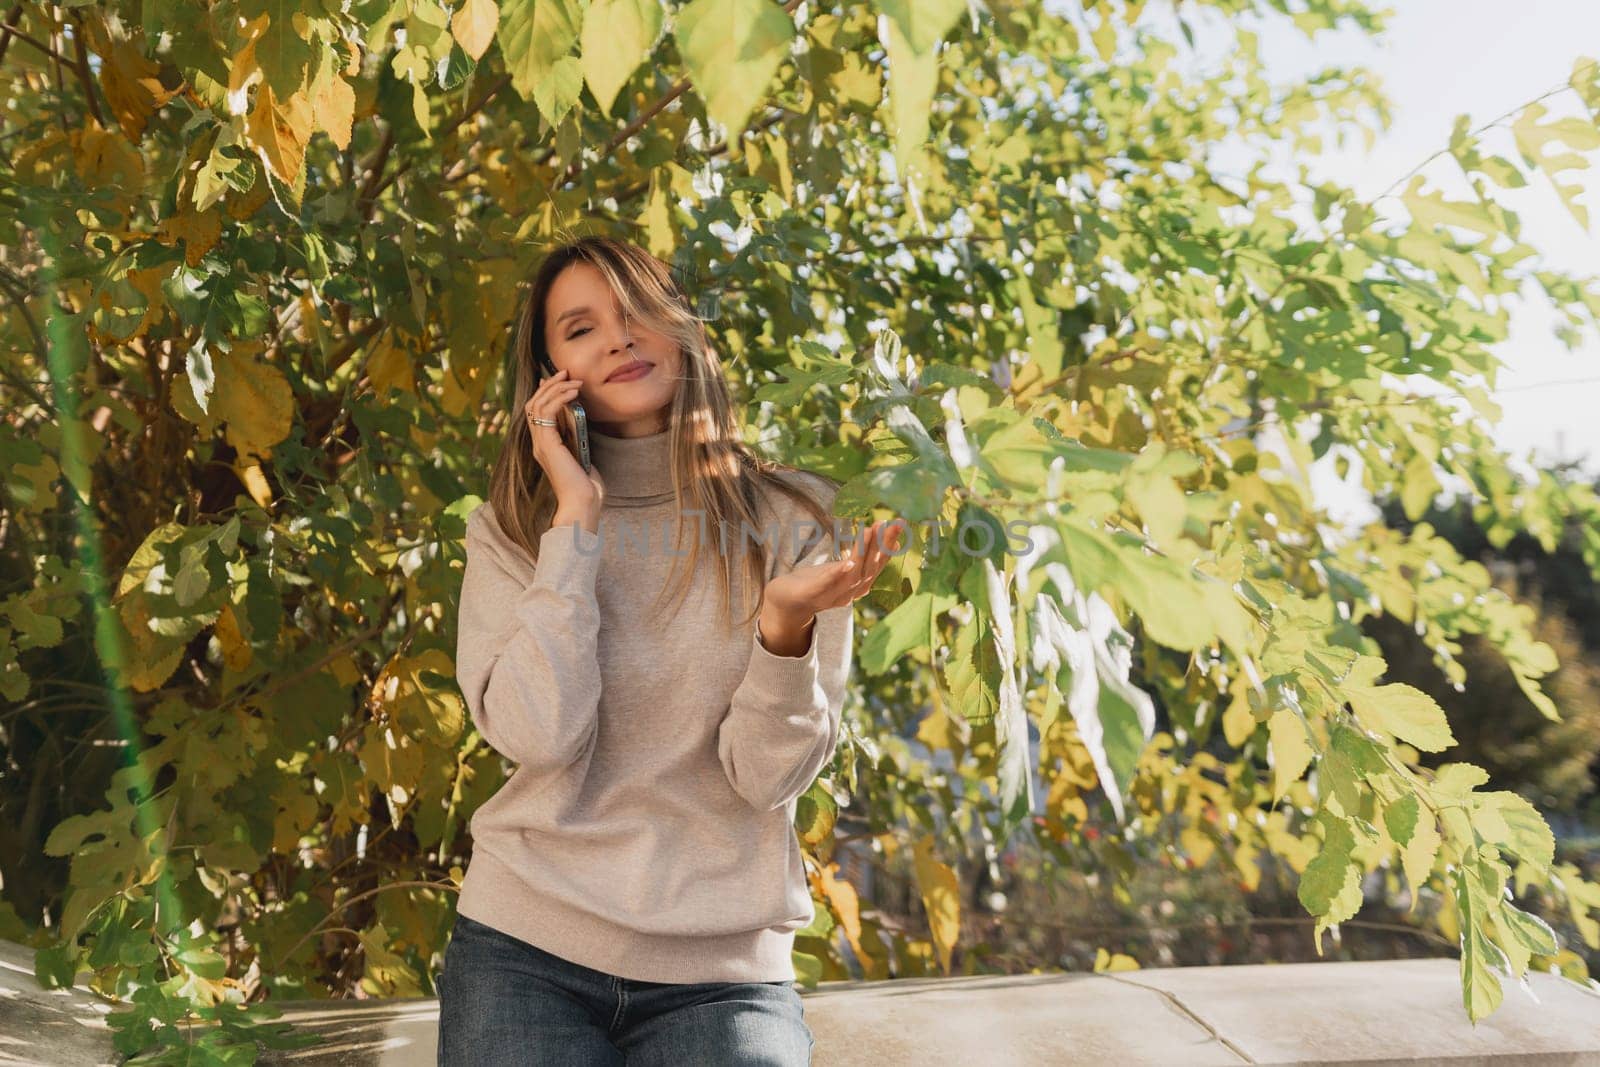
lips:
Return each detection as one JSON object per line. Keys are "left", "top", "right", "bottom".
{"left": 607, "top": 361, "right": 654, "bottom": 383}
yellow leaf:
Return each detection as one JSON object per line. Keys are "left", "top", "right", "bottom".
{"left": 1091, "top": 13, "right": 1116, "bottom": 61}
{"left": 310, "top": 59, "right": 356, "bottom": 151}
{"left": 452, "top": 0, "right": 500, "bottom": 61}
{"left": 375, "top": 648, "right": 466, "bottom": 745}
{"left": 816, "top": 862, "right": 862, "bottom": 953}
{"left": 1180, "top": 823, "right": 1216, "bottom": 869}
{"left": 215, "top": 601, "right": 253, "bottom": 672}
{"left": 580, "top": 0, "right": 661, "bottom": 117}
{"left": 911, "top": 834, "right": 961, "bottom": 975}
{"left": 71, "top": 126, "right": 145, "bottom": 194}
{"left": 1401, "top": 813, "right": 1442, "bottom": 916}
{"left": 1268, "top": 707, "right": 1312, "bottom": 801}
{"left": 882, "top": 15, "right": 938, "bottom": 189}
{"left": 674, "top": 0, "right": 794, "bottom": 141}
{"left": 1220, "top": 683, "right": 1256, "bottom": 747}
{"left": 1346, "top": 682, "right": 1456, "bottom": 753}
{"left": 1400, "top": 174, "right": 1498, "bottom": 239}
{"left": 234, "top": 458, "right": 275, "bottom": 509}
{"left": 92, "top": 23, "right": 184, "bottom": 140}
{"left": 1093, "top": 946, "right": 1140, "bottom": 971}
{"left": 367, "top": 330, "right": 417, "bottom": 398}
{"left": 246, "top": 82, "right": 315, "bottom": 187}
{"left": 270, "top": 777, "right": 319, "bottom": 853}
{"left": 157, "top": 207, "right": 223, "bottom": 267}
{"left": 213, "top": 350, "right": 294, "bottom": 462}
{"left": 227, "top": 13, "right": 270, "bottom": 115}
{"left": 832, "top": 51, "right": 881, "bottom": 110}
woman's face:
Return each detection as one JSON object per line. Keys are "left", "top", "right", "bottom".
{"left": 542, "top": 261, "right": 681, "bottom": 433}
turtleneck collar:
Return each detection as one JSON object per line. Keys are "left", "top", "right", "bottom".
{"left": 587, "top": 424, "right": 676, "bottom": 504}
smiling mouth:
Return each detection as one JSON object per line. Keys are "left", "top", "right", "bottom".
{"left": 607, "top": 362, "right": 655, "bottom": 383}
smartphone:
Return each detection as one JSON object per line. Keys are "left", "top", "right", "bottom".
{"left": 540, "top": 353, "right": 591, "bottom": 471}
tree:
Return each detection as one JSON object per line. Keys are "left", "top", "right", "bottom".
{"left": 6, "top": 0, "right": 1600, "bottom": 1059}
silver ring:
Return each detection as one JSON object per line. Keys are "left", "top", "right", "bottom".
{"left": 529, "top": 416, "right": 557, "bottom": 427}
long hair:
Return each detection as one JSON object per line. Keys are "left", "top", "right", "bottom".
{"left": 482, "top": 233, "right": 839, "bottom": 631}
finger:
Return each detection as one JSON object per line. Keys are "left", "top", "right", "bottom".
{"left": 865, "top": 521, "right": 889, "bottom": 572}
{"left": 845, "top": 522, "right": 876, "bottom": 563}
{"left": 883, "top": 519, "right": 908, "bottom": 552}
{"left": 530, "top": 372, "right": 579, "bottom": 400}
{"left": 859, "top": 522, "right": 883, "bottom": 572}
{"left": 536, "top": 378, "right": 582, "bottom": 399}
{"left": 838, "top": 528, "right": 876, "bottom": 590}
{"left": 531, "top": 382, "right": 582, "bottom": 418}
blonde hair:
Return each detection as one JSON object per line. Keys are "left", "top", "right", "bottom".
{"left": 483, "top": 231, "right": 838, "bottom": 630}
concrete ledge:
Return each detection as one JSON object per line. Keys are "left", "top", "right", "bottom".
{"left": 5, "top": 939, "right": 1598, "bottom": 1065}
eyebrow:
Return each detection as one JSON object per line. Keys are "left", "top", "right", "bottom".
{"left": 554, "top": 306, "right": 593, "bottom": 326}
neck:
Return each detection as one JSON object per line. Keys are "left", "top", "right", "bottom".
{"left": 587, "top": 423, "right": 676, "bottom": 502}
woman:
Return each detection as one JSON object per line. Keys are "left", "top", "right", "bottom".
{"left": 437, "top": 235, "right": 903, "bottom": 1065}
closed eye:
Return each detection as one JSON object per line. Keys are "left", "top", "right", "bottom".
{"left": 570, "top": 327, "right": 591, "bottom": 338}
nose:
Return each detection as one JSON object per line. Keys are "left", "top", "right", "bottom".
{"left": 610, "top": 318, "right": 635, "bottom": 353}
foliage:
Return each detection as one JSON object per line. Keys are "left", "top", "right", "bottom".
{"left": 7, "top": 0, "right": 1600, "bottom": 1059}
{"left": 1366, "top": 571, "right": 1600, "bottom": 817}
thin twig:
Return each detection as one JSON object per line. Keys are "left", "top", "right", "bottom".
{"left": 0, "top": 13, "right": 70, "bottom": 64}
{"left": 67, "top": 9, "right": 103, "bottom": 127}
{"left": 269, "top": 879, "right": 455, "bottom": 971}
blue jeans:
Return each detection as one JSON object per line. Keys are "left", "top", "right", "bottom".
{"left": 437, "top": 913, "right": 815, "bottom": 1065}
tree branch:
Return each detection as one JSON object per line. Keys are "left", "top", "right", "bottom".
{"left": 67, "top": 9, "right": 103, "bottom": 127}
{"left": 358, "top": 72, "right": 511, "bottom": 216}
{"left": 0, "top": 10, "right": 71, "bottom": 65}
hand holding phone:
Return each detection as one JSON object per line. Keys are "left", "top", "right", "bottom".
{"left": 526, "top": 363, "right": 604, "bottom": 523}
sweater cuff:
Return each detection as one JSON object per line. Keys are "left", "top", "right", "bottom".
{"left": 746, "top": 618, "right": 821, "bottom": 683}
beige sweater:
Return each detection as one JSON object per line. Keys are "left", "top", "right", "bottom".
{"left": 453, "top": 425, "right": 853, "bottom": 983}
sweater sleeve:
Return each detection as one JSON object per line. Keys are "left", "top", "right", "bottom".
{"left": 455, "top": 510, "right": 604, "bottom": 773}
{"left": 716, "top": 502, "right": 855, "bottom": 812}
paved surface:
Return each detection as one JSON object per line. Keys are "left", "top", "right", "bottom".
{"left": 4, "top": 939, "right": 1598, "bottom": 1064}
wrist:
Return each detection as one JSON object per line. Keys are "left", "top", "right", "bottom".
{"left": 757, "top": 603, "right": 816, "bottom": 657}
{"left": 551, "top": 509, "right": 599, "bottom": 535}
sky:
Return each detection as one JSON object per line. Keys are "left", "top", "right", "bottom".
{"left": 1238, "top": 1, "right": 1600, "bottom": 529}
{"left": 1104, "top": 1, "right": 1600, "bottom": 530}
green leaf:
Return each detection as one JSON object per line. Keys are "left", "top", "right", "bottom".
{"left": 498, "top": 0, "right": 585, "bottom": 126}
{"left": 793, "top": 781, "right": 837, "bottom": 847}
{"left": 1497, "top": 900, "right": 1558, "bottom": 958}
{"left": 1453, "top": 866, "right": 1509, "bottom": 1022}
{"left": 1298, "top": 811, "right": 1355, "bottom": 915}
{"left": 860, "top": 590, "right": 958, "bottom": 674}
{"left": 944, "top": 610, "right": 998, "bottom": 725}
{"left": 33, "top": 940, "right": 79, "bottom": 989}
{"left": 674, "top": 0, "right": 794, "bottom": 140}
{"left": 1383, "top": 792, "right": 1419, "bottom": 847}
{"left": 1055, "top": 520, "right": 1236, "bottom": 653}
{"left": 240, "top": 0, "right": 316, "bottom": 97}
{"left": 792, "top": 949, "right": 823, "bottom": 986}
{"left": 1011, "top": 272, "right": 1065, "bottom": 380}
{"left": 1299, "top": 810, "right": 1362, "bottom": 953}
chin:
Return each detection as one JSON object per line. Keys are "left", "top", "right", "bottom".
{"left": 591, "top": 393, "right": 673, "bottom": 421}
